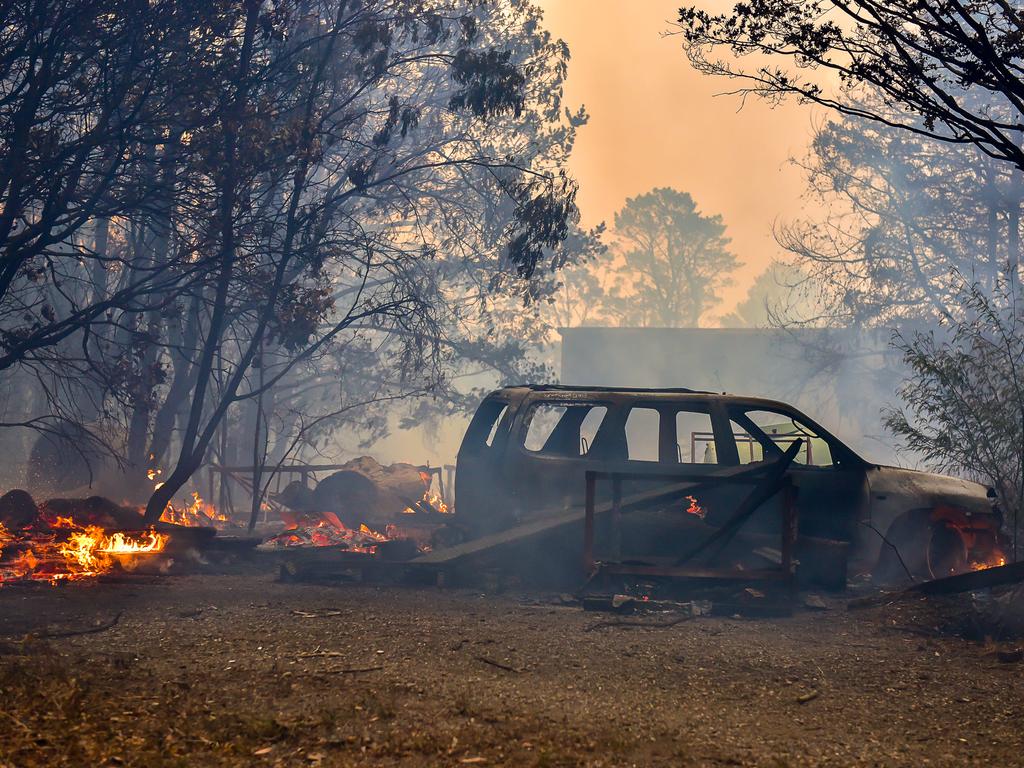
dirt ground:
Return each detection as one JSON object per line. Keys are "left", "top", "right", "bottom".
{"left": 0, "top": 573, "right": 1023, "bottom": 767}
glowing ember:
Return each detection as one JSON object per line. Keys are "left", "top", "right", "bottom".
{"left": 402, "top": 488, "right": 451, "bottom": 515}
{"left": 265, "top": 471, "right": 447, "bottom": 553}
{"left": 159, "top": 490, "right": 231, "bottom": 529}
{"left": 684, "top": 495, "right": 706, "bottom": 520}
{"left": 970, "top": 554, "right": 1008, "bottom": 571}
{"left": 262, "top": 517, "right": 395, "bottom": 553}
{"left": 0, "top": 521, "right": 12, "bottom": 557}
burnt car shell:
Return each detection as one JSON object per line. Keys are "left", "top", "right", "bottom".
{"left": 454, "top": 385, "right": 1006, "bottom": 584}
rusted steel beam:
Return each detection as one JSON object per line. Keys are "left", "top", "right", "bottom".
{"left": 610, "top": 475, "right": 622, "bottom": 560}
{"left": 413, "top": 509, "right": 587, "bottom": 565}
{"left": 780, "top": 478, "right": 799, "bottom": 593}
{"left": 594, "top": 564, "right": 792, "bottom": 581}
{"left": 418, "top": 456, "right": 798, "bottom": 568}
{"left": 583, "top": 471, "right": 596, "bottom": 573}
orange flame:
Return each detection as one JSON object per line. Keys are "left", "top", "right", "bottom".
{"left": 263, "top": 518, "right": 398, "bottom": 553}
{"left": 100, "top": 529, "right": 168, "bottom": 554}
{"left": 159, "top": 490, "right": 230, "bottom": 528}
{"left": 970, "top": 554, "right": 1007, "bottom": 571}
{"left": 684, "top": 495, "right": 706, "bottom": 520}
{"left": 2, "top": 518, "right": 168, "bottom": 586}
{"left": 402, "top": 489, "right": 450, "bottom": 515}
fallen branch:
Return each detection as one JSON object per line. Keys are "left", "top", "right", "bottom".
{"left": 585, "top": 614, "right": 695, "bottom": 632}
{"left": 324, "top": 665, "right": 384, "bottom": 674}
{"left": 475, "top": 656, "right": 520, "bottom": 673}
{"left": 38, "top": 610, "right": 124, "bottom": 639}
{"left": 298, "top": 649, "right": 344, "bottom": 658}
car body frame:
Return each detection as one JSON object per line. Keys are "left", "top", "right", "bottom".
{"left": 454, "top": 385, "right": 1006, "bottom": 583}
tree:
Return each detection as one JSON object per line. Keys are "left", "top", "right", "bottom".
{"left": 776, "top": 97, "right": 1024, "bottom": 330}
{"left": 605, "top": 188, "right": 739, "bottom": 327}
{"left": 677, "top": 1, "right": 1024, "bottom": 172}
{"left": 719, "top": 263, "right": 813, "bottom": 328}
{"left": 0, "top": 0, "right": 596, "bottom": 520}
{"left": 0, "top": 0, "right": 233, "bottom": 491}
{"left": 0, "top": 0, "right": 216, "bottom": 370}
{"left": 885, "top": 276, "right": 1024, "bottom": 555}
{"left": 676, "top": 0, "right": 1024, "bottom": 526}
{"left": 130, "top": 0, "right": 592, "bottom": 523}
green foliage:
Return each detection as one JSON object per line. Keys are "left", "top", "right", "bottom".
{"left": 778, "top": 93, "right": 1024, "bottom": 330}
{"left": 448, "top": 47, "right": 527, "bottom": 118}
{"left": 885, "top": 276, "right": 1024, "bottom": 531}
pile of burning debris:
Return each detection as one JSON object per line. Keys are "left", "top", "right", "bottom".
{"left": 0, "top": 490, "right": 171, "bottom": 585}
{"left": 259, "top": 458, "right": 452, "bottom": 557}
{"left": 0, "top": 455, "right": 454, "bottom": 586}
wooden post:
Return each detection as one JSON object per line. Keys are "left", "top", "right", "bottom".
{"left": 445, "top": 464, "right": 456, "bottom": 506}
{"left": 611, "top": 474, "right": 622, "bottom": 560}
{"left": 583, "top": 471, "right": 597, "bottom": 574}
{"left": 780, "top": 477, "right": 799, "bottom": 595}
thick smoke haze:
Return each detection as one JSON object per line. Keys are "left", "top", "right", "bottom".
{"left": 535, "top": 0, "right": 824, "bottom": 312}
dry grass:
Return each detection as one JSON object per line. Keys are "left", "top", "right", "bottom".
{"left": 0, "top": 574, "right": 1023, "bottom": 766}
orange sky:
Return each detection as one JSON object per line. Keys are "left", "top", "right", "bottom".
{"left": 535, "top": 0, "right": 824, "bottom": 312}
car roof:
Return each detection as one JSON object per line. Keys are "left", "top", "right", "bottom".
{"left": 489, "top": 385, "right": 838, "bottom": 419}
{"left": 501, "top": 384, "right": 715, "bottom": 395}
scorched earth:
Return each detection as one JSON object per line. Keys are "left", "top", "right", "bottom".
{"left": 0, "top": 575, "right": 1022, "bottom": 767}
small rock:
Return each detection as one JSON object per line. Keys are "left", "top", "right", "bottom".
{"left": 804, "top": 594, "right": 828, "bottom": 611}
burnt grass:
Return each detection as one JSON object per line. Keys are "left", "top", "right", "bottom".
{"left": 1, "top": 575, "right": 1023, "bottom": 767}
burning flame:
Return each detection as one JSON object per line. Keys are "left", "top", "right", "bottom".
{"left": 100, "top": 529, "right": 168, "bottom": 554}
{"left": 402, "top": 488, "right": 451, "bottom": 515}
{"left": 264, "top": 471, "right": 448, "bottom": 553}
{"left": 2, "top": 520, "right": 168, "bottom": 585}
{"left": 159, "top": 490, "right": 231, "bottom": 529}
{"left": 684, "top": 495, "right": 706, "bottom": 520}
{"left": 970, "top": 554, "right": 1007, "bottom": 571}
{"left": 263, "top": 517, "right": 392, "bottom": 553}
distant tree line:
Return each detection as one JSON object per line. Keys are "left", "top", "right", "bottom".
{"left": 546, "top": 187, "right": 741, "bottom": 330}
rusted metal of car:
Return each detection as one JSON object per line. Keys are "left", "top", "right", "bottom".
{"left": 454, "top": 385, "right": 1007, "bottom": 584}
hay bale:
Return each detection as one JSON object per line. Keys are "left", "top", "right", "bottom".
{"left": 0, "top": 489, "right": 38, "bottom": 530}
{"left": 274, "top": 457, "right": 428, "bottom": 525}
{"left": 41, "top": 496, "right": 143, "bottom": 530}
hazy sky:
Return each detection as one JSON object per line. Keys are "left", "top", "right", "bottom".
{"left": 534, "top": 0, "right": 823, "bottom": 312}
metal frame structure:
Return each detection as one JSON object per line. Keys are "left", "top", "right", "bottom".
{"left": 582, "top": 440, "right": 801, "bottom": 591}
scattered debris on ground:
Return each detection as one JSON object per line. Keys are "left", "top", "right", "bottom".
{"left": 2, "top": 574, "right": 1024, "bottom": 767}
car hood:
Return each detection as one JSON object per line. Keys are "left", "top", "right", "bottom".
{"left": 867, "top": 464, "right": 992, "bottom": 513}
